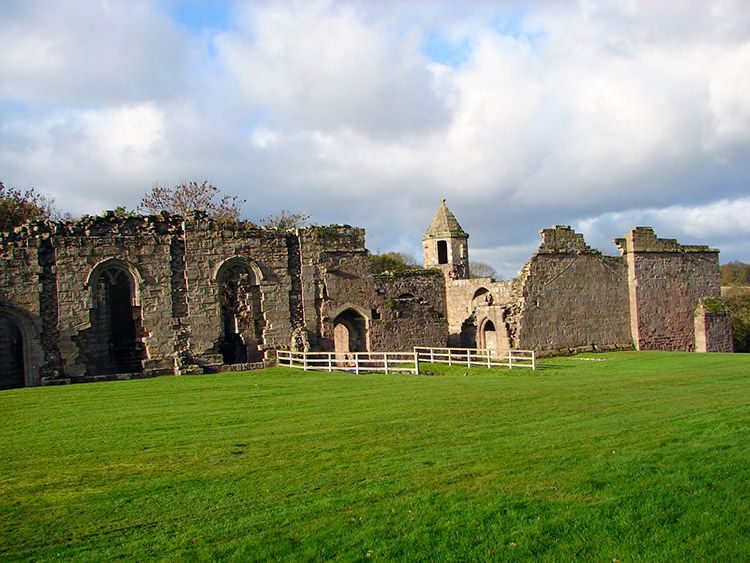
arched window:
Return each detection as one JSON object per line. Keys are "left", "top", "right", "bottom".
{"left": 88, "top": 264, "right": 145, "bottom": 375}
{"left": 471, "top": 287, "right": 493, "bottom": 309}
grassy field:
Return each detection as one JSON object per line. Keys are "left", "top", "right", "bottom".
{"left": 1, "top": 351, "right": 749, "bottom": 562}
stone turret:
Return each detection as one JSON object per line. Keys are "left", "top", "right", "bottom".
{"left": 422, "top": 199, "right": 470, "bottom": 280}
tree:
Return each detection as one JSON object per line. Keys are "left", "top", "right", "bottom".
{"left": 259, "top": 210, "right": 311, "bottom": 229}
{"left": 371, "top": 251, "right": 421, "bottom": 274}
{"left": 725, "top": 292, "right": 750, "bottom": 352}
{"left": 470, "top": 260, "right": 500, "bottom": 280}
{"left": 721, "top": 261, "right": 750, "bottom": 285}
{"left": 0, "top": 181, "right": 56, "bottom": 232}
{"left": 139, "top": 180, "right": 245, "bottom": 221}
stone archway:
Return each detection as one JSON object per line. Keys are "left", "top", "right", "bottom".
{"left": 0, "top": 315, "right": 25, "bottom": 389}
{"left": 216, "top": 258, "right": 264, "bottom": 364}
{"left": 333, "top": 308, "right": 369, "bottom": 353}
{"left": 0, "top": 306, "right": 42, "bottom": 388}
{"left": 480, "top": 319, "right": 499, "bottom": 351}
{"left": 88, "top": 263, "right": 146, "bottom": 375}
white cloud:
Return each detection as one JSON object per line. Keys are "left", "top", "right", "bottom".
{"left": 215, "top": 0, "right": 450, "bottom": 137}
{"left": 1, "top": 0, "right": 749, "bottom": 276}
{"left": 0, "top": 0, "right": 192, "bottom": 105}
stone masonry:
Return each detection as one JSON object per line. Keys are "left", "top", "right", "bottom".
{"left": 0, "top": 201, "right": 733, "bottom": 388}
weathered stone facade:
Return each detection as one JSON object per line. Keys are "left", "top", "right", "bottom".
{"left": 0, "top": 201, "right": 733, "bottom": 389}
{"left": 422, "top": 205, "right": 731, "bottom": 358}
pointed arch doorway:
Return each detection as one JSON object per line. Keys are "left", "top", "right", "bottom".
{"left": 332, "top": 307, "right": 370, "bottom": 354}
{"left": 87, "top": 261, "right": 146, "bottom": 375}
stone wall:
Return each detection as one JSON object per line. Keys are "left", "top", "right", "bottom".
{"left": 694, "top": 300, "right": 733, "bottom": 353}
{"left": 372, "top": 270, "right": 448, "bottom": 351}
{"left": 515, "top": 227, "right": 631, "bottom": 351}
{"left": 183, "top": 214, "right": 292, "bottom": 366}
{"left": 614, "top": 227, "right": 723, "bottom": 351}
{"left": 443, "top": 277, "right": 516, "bottom": 347}
{"left": 0, "top": 209, "right": 733, "bottom": 388}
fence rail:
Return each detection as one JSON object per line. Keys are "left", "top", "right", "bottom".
{"left": 414, "top": 347, "right": 536, "bottom": 370}
{"left": 277, "top": 350, "right": 419, "bottom": 374}
{"left": 277, "top": 347, "right": 536, "bottom": 373}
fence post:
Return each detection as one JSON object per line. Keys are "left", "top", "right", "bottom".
{"left": 303, "top": 353, "right": 308, "bottom": 371}
{"left": 532, "top": 351, "right": 536, "bottom": 371}
{"left": 384, "top": 353, "right": 389, "bottom": 374}
{"left": 467, "top": 349, "right": 472, "bottom": 368}
{"left": 414, "top": 351, "right": 420, "bottom": 374}
{"left": 355, "top": 354, "right": 360, "bottom": 375}
{"left": 508, "top": 350, "right": 513, "bottom": 369}
{"left": 448, "top": 348, "right": 452, "bottom": 366}
{"left": 486, "top": 349, "right": 491, "bottom": 368}
{"left": 328, "top": 353, "right": 333, "bottom": 372}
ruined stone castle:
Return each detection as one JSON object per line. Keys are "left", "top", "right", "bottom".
{"left": 0, "top": 200, "right": 732, "bottom": 389}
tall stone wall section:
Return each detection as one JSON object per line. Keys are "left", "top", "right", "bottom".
{"left": 299, "top": 226, "right": 371, "bottom": 351}
{"left": 0, "top": 228, "right": 45, "bottom": 385}
{"left": 183, "top": 215, "right": 292, "bottom": 364}
{"left": 52, "top": 214, "right": 180, "bottom": 377}
{"left": 515, "top": 226, "right": 631, "bottom": 351}
{"left": 614, "top": 227, "right": 724, "bottom": 351}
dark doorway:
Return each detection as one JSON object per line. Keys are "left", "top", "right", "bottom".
{"left": 460, "top": 316, "right": 477, "bottom": 348}
{"left": 89, "top": 267, "right": 145, "bottom": 375}
{"left": 0, "top": 316, "right": 24, "bottom": 389}
{"left": 219, "top": 262, "right": 264, "bottom": 364}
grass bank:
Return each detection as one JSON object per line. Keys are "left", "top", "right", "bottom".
{"left": 1, "top": 351, "right": 749, "bottom": 561}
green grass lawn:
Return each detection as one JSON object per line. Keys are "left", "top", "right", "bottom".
{"left": 1, "top": 351, "right": 749, "bottom": 562}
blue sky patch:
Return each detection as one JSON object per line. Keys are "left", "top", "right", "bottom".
{"left": 159, "top": 0, "right": 232, "bottom": 34}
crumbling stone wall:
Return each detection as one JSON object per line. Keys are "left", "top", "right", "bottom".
{"left": 694, "top": 300, "right": 733, "bottom": 353}
{"left": 183, "top": 214, "right": 292, "bottom": 368}
{"left": 0, "top": 206, "right": 733, "bottom": 388}
{"left": 515, "top": 226, "right": 631, "bottom": 351}
{"left": 444, "top": 277, "right": 516, "bottom": 347}
{"left": 371, "top": 270, "right": 448, "bottom": 351}
{"left": 614, "top": 227, "right": 723, "bottom": 351}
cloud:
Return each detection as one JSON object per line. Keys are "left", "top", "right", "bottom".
{"left": 215, "top": 0, "right": 451, "bottom": 137}
{"left": 1, "top": 0, "right": 749, "bottom": 278}
{"left": 0, "top": 0, "right": 193, "bottom": 106}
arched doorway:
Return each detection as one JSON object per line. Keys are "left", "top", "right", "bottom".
{"left": 88, "top": 263, "right": 145, "bottom": 375}
{"left": 481, "top": 319, "right": 499, "bottom": 351}
{"left": 0, "top": 315, "right": 24, "bottom": 389}
{"left": 217, "top": 259, "right": 264, "bottom": 364}
{"left": 333, "top": 308, "right": 369, "bottom": 353}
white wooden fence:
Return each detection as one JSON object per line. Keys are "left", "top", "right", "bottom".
{"left": 277, "top": 350, "right": 420, "bottom": 374}
{"left": 414, "top": 347, "right": 536, "bottom": 370}
{"left": 277, "top": 346, "right": 536, "bottom": 373}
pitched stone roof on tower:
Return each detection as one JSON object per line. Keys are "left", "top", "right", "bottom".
{"left": 422, "top": 199, "right": 468, "bottom": 239}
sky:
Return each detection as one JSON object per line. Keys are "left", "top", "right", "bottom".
{"left": 1, "top": 0, "right": 749, "bottom": 278}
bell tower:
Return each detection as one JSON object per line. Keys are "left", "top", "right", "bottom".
{"left": 422, "top": 199, "right": 469, "bottom": 279}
